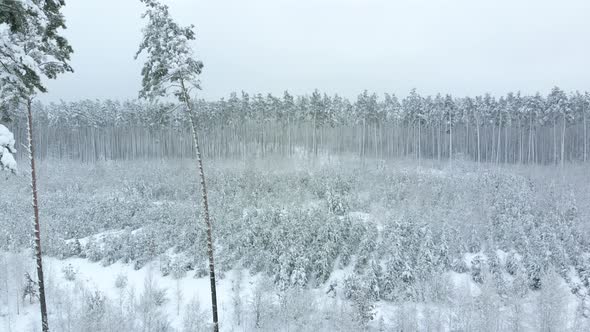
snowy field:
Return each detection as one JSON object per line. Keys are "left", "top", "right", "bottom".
{"left": 2, "top": 157, "right": 590, "bottom": 331}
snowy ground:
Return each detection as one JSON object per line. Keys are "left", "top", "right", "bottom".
{"left": 1, "top": 252, "right": 245, "bottom": 332}
{"left": 1, "top": 251, "right": 364, "bottom": 332}
{"left": 0, "top": 247, "right": 584, "bottom": 331}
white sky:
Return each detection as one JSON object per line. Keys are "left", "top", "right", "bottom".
{"left": 40, "top": 0, "right": 590, "bottom": 102}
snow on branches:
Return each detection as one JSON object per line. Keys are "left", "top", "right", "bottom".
{"left": 0, "top": 124, "right": 17, "bottom": 173}
{"left": 135, "top": 0, "right": 203, "bottom": 102}
{"left": 0, "top": 0, "right": 73, "bottom": 102}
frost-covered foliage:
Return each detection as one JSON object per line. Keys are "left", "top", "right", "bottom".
{"left": 0, "top": 251, "right": 369, "bottom": 331}
{"left": 0, "top": 124, "right": 17, "bottom": 173}
{"left": 2, "top": 159, "right": 590, "bottom": 309}
{"left": 0, "top": 0, "right": 73, "bottom": 104}
{"left": 2, "top": 159, "right": 590, "bottom": 329}
{"left": 135, "top": 0, "right": 203, "bottom": 101}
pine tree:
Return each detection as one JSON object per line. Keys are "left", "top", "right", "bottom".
{"left": 135, "top": 1, "right": 219, "bottom": 330}
{"left": 537, "top": 269, "right": 568, "bottom": 331}
{"left": 1, "top": 1, "right": 73, "bottom": 331}
{"left": 22, "top": 271, "right": 38, "bottom": 304}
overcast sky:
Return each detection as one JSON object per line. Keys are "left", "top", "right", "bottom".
{"left": 40, "top": 0, "right": 590, "bottom": 102}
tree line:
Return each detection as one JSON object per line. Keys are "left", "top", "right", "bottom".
{"left": 5, "top": 87, "right": 590, "bottom": 164}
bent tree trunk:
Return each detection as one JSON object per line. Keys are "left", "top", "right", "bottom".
{"left": 181, "top": 80, "right": 219, "bottom": 332}
{"left": 27, "top": 98, "right": 49, "bottom": 332}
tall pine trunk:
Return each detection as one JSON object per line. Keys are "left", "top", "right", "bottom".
{"left": 374, "top": 123, "right": 378, "bottom": 158}
{"left": 584, "top": 113, "right": 587, "bottom": 162}
{"left": 449, "top": 115, "right": 453, "bottom": 163}
{"left": 418, "top": 120, "right": 421, "bottom": 165}
{"left": 496, "top": 113, "right": 502, "bottom": 164}
{"left": 181, "top": 81, "right": 219, "bottom": 332}
{"left": 518, "top": 116, "right": 523, "bottom": 164}
{"left": 505, "top": 119, "right": 509, "bottom": 163}
{"left": 27, "top": 99, "right": 50, "bottom": 332}
{"left": 287, "top": 116, "right": 293, "bottom": 157}
{"left": 466, "top": 119, "right": 470, "bottom": 160}
{"left": 437, "top": 120, "right": 442, "bottom": 162}
{"left": 553, "top": 118, "right": 557, "bottom": 165}
{"left": 476, "top": 120, "right": 481, "bottom": 164}
{"left": 561, "top": 113, "right": 566, "bottom": 167}
{"left": 528, "top": 115, "right": 535, "bottom": 164}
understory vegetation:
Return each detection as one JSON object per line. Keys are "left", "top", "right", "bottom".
{"left": 2, "top": 157, "right": 590, "bottom": 330}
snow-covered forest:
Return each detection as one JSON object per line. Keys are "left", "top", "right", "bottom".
{"left": 2, "top": 0, "right": 590, "bottom": 331}
{"left": 5, "top": 88, "right": 590, "bottom": 164}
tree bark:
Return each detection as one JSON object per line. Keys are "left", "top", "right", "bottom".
{"left": 496, "top": 113, "right": 502, "bottom": 164}
{"left": 561, "top": 113, "right": 566, "bottom": 167}
{"left": 584, "top": 113, "right": 587, "bottom": 163}
{"left": 418, "top": 120, "right": 421, "bottom": 165}
{"left": 553, "top": 118, "right": 557, "bottom": 165}
{"left": 476, "top": 120, "right": 481, "bottom": 164}
{"left": 180, "top": 80, "right": 219, "bottom": 332}
{"left": 449, "top": 113, "right": 453, "bottom": 163}
{"left": 27, "top": 98, "right": 50, "bottom": 332}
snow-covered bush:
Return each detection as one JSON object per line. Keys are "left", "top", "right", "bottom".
{"left": 342, "top": 274, "right": 376, "bottom": 325}
{"left": 451, "top": 257, "right": 468, "bottom": 273}
{"left": 159, "top": 254, "right": 172, "bottom": 277}
{"left": 23, "top": 272, "right": 38, "bottom": 304}
{"left": 62, "top": 264, "right": 77, "bottom": 281}
{"left": 0, "top": 124, "right": 17, "bottom": 173}
{"left": 182, "top": 297, "right": 209, "bottom": 332}
{"left": 115, "top": 273, "right": 128, "bottom": 290}
{"left": 505, "top": 251, "right": 520, "bottom": 276}
{"left": 82, "top": 290, "right": 107, "bottom": 330}
{"left": 470, "top": 254, "right": 486, "bottom": 284}
{"left": 170, "top": 256, "right": 189, "bottom": 279}
{"left": 136, "top": 273, "right": 171, "bottom": 331}
{"left": 85, "top": 237, "right": 103, "bottom": 262}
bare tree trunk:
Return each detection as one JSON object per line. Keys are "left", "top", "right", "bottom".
{"left": 466, "top": 119, "right": 470, "bottom": 160}
{"left": 438, "top": 119, "right": 442, "bottom": 162}
{"left": 379, "top": 121, "right": 387, "bottom": 159}
{"left": 288, "top": 116, "right": 292, "bottom": 157}
{"left": 584, "top": 113, "right": 587, "bottom": 162}
{"left": 180, "top": 81, "right": 219, "bottom": 332}
{"left": 504, "top": 119, "right": 512, "bottom": 164}
{"left": 561, "top": 114, "right": 566, "bottom": 167}
{"left": 496, "top": 114, "right": 502, "bottom": 164}
{"left": 449, "top": 115, "right": 453, "bottom": 163}
{"left": 476, "top": 120, "right": 481, "bottom": 164}
{"left": 518, "top": 118, "right": 523, "bottom": 164}
{"left": 374, "top": 122, "right": 378, "bottom": 158}
{"left": 553, "top": 118, "right": 557, "bottom": 165}
{"left": 27, "top": 98, "right": 49, "bottom": 332}
{"left": 312, "top": 111, "right": 317, "bottom": 157}
{"left": 418, "top": 120, "right": 421, "bottom": 166}
{"left": 528, "top": 115, "right": 534, "bottom": 164}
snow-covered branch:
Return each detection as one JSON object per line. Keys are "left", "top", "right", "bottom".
{"left": 0, "top": 124, "right": 17, "bottom": 173}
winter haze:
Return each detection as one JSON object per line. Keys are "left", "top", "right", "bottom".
{"left": 41, "top": 0, "right": 590, "bottom": 102}
{"left": 2, "top": 0, "right": 590, "bottom": 331}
